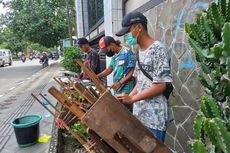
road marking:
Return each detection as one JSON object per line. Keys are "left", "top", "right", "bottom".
{"left": 0, "top": 95, "right": 4, "bottom": 98}
{"left": 26, "top": 77, "right": 31, "bottom": 80}
{"left": 18, "top": 81, "right": 24, "bottom": 84}
{"left": 8, "top": 87, "right": 16, "bottom": 91}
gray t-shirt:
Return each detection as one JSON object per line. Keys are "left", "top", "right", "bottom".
{"left": 133, "top": 41, "right": 172, "bottom": 131}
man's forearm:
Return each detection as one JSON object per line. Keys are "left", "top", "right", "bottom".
{"left": 97, "top": 67, "right": 113, "bottom": 78}
{"left": 129, "top": 84, "right": 138, "bottom": 97}
{"left": 132, "top": 83, "right": 166, "bottom": 103}
{"left": 119, "top": 68, "right": 134, "bottom": 84}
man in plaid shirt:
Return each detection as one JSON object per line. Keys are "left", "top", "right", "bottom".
{"left": 77, "top": 38, "right": 101, "bottom": 79}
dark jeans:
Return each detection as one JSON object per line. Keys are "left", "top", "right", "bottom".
{"left": 124, "top": 104, "right": 133, "bottom": 113}
{"left": 148, "top": 128, "right": 166, "bottom": 142}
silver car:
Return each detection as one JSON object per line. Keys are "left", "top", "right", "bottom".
{"left": 0, "top": 49, "right": 13, "bottom": 67}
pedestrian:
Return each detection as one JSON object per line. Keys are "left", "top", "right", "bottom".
{"left": 97, "top": 36, "right": 136, "bottom": 112}
{"left": 116, "top": 11, "right": 172, "bottom": 142}
{"left": 77, "top": 38, "right": 101, "bottom": 80}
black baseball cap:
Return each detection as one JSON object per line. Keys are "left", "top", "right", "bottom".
{"left": 77, "top": 37, "right": 89, "bottom": 45}
{"left": 116, "top": 11, "right": 147, "bottom": 37}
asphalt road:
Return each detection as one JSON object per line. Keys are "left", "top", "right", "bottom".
{"left": 0, "top": 59, "right": 42, "bottom": 97}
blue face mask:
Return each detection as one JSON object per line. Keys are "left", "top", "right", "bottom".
{"left": 124, "top": 32, "right": 137, "bottom": 46}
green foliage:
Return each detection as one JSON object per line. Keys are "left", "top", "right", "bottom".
{"left": 71, "top": 122, "right": 88, "bottom": 138}
{"left": 0, "top": 0, "right": 76, "bottom": 53}
{"left": 193, "top": 115, "right": 205, "bottom": 139}
{"left": 7, "top": 0, "right": 68, "bottom": 47}
{"left": 2, "top": 0, "right": 76, "bottom": 48}
{"left": 208, "top": 118, "right": 230, "bottom": 153}
{"left": 201, "top": 96, "right": 222, "bottom": 119}
{"left": 186, "top": 0, "right": 230, "bottom": 152}
{"left": 61, "top": 47, "right": 82, "bottom": 73}
{"left": 27, "top": 43, "right": 48, "bottom": 52}
{"left": 0, "top": 27, "right": 26, "bottom": 52}
{"left": 66, "top": 122, "right": 90, "bottom": 149}
{"left": 191, "top": 140, "right": 207, "bottom": 153}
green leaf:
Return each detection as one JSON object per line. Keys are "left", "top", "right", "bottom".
{"left": 227, "top": 0, "right": 230, "bottom": 21}
{"left": 208, "top": 98, "right": 222, "bottom": 119}
{"left": 185, "top": 23, "right": 191, "bottom": 34}
{"left": 188, "top": 24, "right": 204, "bottom": 46}
{"left": 207, "top": 3, "right": 222, "bottom": 40}
{"left": 220, "top": 57, "right": 227, "bottom": 65}
{"left": 210, "top": 145, "right": 215, "bottom": 153}
{"left": 211, "top": 43, "right": 224, "bottom": 58}
{"left": 209, "top": 118, "right": 230, "bottom": 153}
{"left": 218, "top": 0, "right": 227, "bottom": 20}
{"left": 191, "top": 140, "right": 207, "bottom": 153}
{"left": 188, "top": 38, "right": 207, "bottom": 60}
{"left": 201, "top": 63, "right": 211, "bottom": 74}
{"left": 201, "top": 96, "right": 222, "bottom": 119}
{"left": 223, "top": 23, "right": 230, "bottom": 56}
{"left": 201, "top": 15, "right": 217, "bottom": 47}
{"left": 204, "top": 119, "right": 218, "bottom": 148}
{"left": 198, "top": 75, "right": 213, "bottom": 91}
{"left": 193, "top": 115, "right": 205, "bottom": 139}
{"left": 224, "top": 83, "right": 230, "bottom": 96}
{"left": 227, "top": 58, "right": 230, "bottom": 77}
{"left": 211, "top": 3, "right": 225, "bottom": 28}
{"left": 62, "top": 47, "right": 83, "bottom": 73}
{"left": 201, "top": 96, "right": 213, "bottom": 118}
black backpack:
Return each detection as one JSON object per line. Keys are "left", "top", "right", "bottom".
{"left": 136, "top": 51, "right": 173, "bottom": 100}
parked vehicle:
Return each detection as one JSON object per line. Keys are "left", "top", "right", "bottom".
{"left": 0, "top": 49, "right": 12, "bottom": 67}
{"left": 50, "top": 51, "right": 59, "bottom": 60}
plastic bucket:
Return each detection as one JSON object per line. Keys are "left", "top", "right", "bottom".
{"left": 11, "top": 114, "right": 42, "bottom": 148}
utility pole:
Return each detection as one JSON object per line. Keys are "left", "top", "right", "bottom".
{"left": 66, "top": 0, "right": 73, "bottom": 46}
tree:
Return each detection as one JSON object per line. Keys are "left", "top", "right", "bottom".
{"left": 27, "top": 43, "right": 48, "bottom": 52}
{"left": 0, "top": 27, "right": 25, "bottom": 53}
{"left": 6, "top": 0, "right": 70, "bottom": 48}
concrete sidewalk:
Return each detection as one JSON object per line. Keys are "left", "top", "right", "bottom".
{"left": 0, "top": 62, "right": 63, "bottom": 153}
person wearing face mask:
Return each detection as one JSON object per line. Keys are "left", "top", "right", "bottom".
{"left": 116, "top": 11, "right": 172, "bottom": 142}
{"left": 77, "top": 37, "right": 101, "bottom": 80}
{"left": 97, "top": 36, "right": 136, "bottom": 112}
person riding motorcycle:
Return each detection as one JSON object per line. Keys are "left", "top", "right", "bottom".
{"left": 21, "top": 53, "right": 26, "bottom": 63}
{"left": 29, "top": 53, "right": 34, "bottom": 60}
{"left": 40, "top": 52, "right": 49, "bottom": 68}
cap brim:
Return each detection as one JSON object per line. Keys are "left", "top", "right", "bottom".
{"left": 115, "top": 26, "right": 131, "bottom": 37}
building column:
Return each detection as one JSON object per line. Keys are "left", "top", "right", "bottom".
{"left": 75, "top": 0, "right": 89, "bottom": 38}
{"left": 103, "top": 0, "right": 123, "bottom": 86}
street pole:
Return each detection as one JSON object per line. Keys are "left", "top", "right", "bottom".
{"left": 66, "top": 0, "right": 73, "bottom": 46}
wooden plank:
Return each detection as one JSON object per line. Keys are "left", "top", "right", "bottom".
{"left": 82, "top": 91, "right": 172, "bottom": 153}
{"left": 31, "top": 93, "right": 56, "bottom": 117}
{"left": 48, "top": 86, "right": 85, "bottom": 119}
{"left": 73, "top": 82, "right": 97, "bottom": 104}
{"left": 88, "top": 129, "right": 117, "bottom": 153}
{"left": 53, "top": 77, "right": 64, "bottom": 87}
{"left": 39, "top": 93, "right": 61, "bottom": 114}
{"left": 76, "top": 60, "right": 106, "bottom": 94}
{"left": 88, "top": 86, "right": 100, "bottom": 99}
{"left": 114, "top": 131, "right": 145, "bottom": 153}
{"left": 32, "top": 93, "right": 95, "bottom": 152}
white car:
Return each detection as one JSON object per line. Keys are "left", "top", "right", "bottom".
{"left": 0, "top": 49, "right": 12, "bottom": 67}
